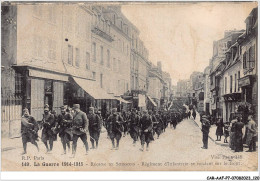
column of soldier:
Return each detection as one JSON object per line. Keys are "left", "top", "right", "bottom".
{"left": 21, "top": 103, "right": 185, "bottom": 158}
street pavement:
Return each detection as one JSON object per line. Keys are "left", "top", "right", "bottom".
{"left": 1, "top": 117, "right": 258, "bottom": 171}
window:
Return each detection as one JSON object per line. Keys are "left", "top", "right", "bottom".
{"left": 75, "top": 48, "right": 80, "bottom": 67}
{"left": 234, "top": 74, "right": 237, "bottom": 92}
{"left": 107, "top": 49, "right": 110, "bottom": 67}
{"left": 15, "top": 72, "right": 23, "bottom": 95}
{"left": 238, "top": 71, "right": 240, "bottom": 91}
{"left": 48, "top": 39, "right": 56, "bottom": 60}
{"left": 243, "top": 52, "right": 247, "bottom": 69}
{"left": 230, "top": 75, "right": 233, "bottom": 93}
{"left": 113, "top": 14, "right": 116, "bottom": 24}
{"left": 113, "top": 58, "right": 116, "bottom": 71}
{"left": 92, "top": 72, "right": 96, "bottom": 80}
{"left": 100, "top": 46, "right": 103, "bottom": 65}
{"left": 86, "top": 52, "right": 90, "bottom": 70}
{"left": 225, "top": 77, "right": 227, "bottom": 94}
{"left": 249, "top": 45, "right": 255, "bottom": 68}
{"left": 68, "top": 45, "right": 73, "bottom": 65}
{"left": 100, "top": 73, "right": 103, "bottom": 88}
{"left": 92, "top": 42, "right": 96, "bottom": 62}
{"left": 118, "top": 59, "right": 121, "bottom": 72}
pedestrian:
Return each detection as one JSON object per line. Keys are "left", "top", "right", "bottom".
{"left": 234, "top": 117, "right": 244, "bottom": 152}
{"left": 215, "top": 118, "right": 224, "bottom": 141}
{"left": 71, "top": 104, "right": 89, "bottom": 158}
{"left": 88, "top": 107, "right": 102, "bottom": 149}
{"left": 154, "top": 112, "right": 163, "bottom": 139}
{"left": 246, "top": 114, "right": 257, "bottom": 152}
{"left": 229, "top": 117, "right": 238, "bottom": 150}
{"left": 139, "top": 110, "right": 153, "bottom": 151}
{"left": 201, "top": 115, "right": 211, "bottom": 149}
{"left": 56, "top": 105, "right": 73, "bottom": 155}
{"left": 21, "top": 108, "right": 39, "bottom": 155}
{"left": 128, "top": 109, "right": 140, "bottom": 146}
{"left": 223, "top": 122, "right": 229, "bottom": 143}
{"left": 171, "top": 112, "right": 177, "bottom": 129}
{"left": 107, "top": 108, "right": 124, "bottom": 150}
{"left": 41, "top": 104, "right": 56, "bottom": 153}
{"left": 192, "top": 109, "right": 196, "bottom": 120}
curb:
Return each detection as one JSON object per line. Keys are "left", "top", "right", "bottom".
{"left": 191, "top": 118, "right": 229, "bottom": 147}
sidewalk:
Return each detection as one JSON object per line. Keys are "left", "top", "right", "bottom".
{"left": 192, "top": 113, "right": 257, "bottom": 148}
{"left": 192, "top": 115, "right": 229, "bottom": 147}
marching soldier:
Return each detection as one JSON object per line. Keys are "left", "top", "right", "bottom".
{"left": 71, "top": 104, "right": 89, "bottom": 158}
{"left": 41, "top": 104, "right": 56, "bottom": 153}
{"left": 57, "top": 106, "right": 73, "bottom": 155}
{"left": 88, "top": 107, "right": 102, "bottom": 149}
{"left": 139, "top": 110, "right": 153, "bottom": 151}
{"left": 154, "top": 111, "right": 163, "bottom": 139}
{"left": 171, "top": 112, "right": 177, "bottom": 129}
{"left": 21, "top": 108, "right": 39, "bottom": 155}
{"left": 128, "top": 108, "right": 140, "bottom": 146}
{"left": 122, "top": 110, "right": 129, "bottom": 137}
{"left": 107, "top": 108, "right": 124, "bottom": 150}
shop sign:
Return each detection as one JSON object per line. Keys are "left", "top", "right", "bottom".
{"left": 238, "top": 76, "right": 251, "bottom": 88}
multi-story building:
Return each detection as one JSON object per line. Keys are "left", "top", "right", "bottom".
{"left": 2, "top": 4, "right": 95, "bottom": 137}
{"left": 127, "top": 18, "right": 151, "bottom": 109}
{"left": 176, "top": 79, "right": 189, "bottom": 97}
{"left": 147, "top": 62, "right": 164, "bottom": 109}
{"left": 238, "top": 7, "right": 258, "bottom": 122}
{"left": 203, "top": 65, "right": 211, "bottom": 115}
{"left": 209, "top": 29, "right": 244, "bottom": 118}
{"left": 162, "top": 71, "right": 172, "bottom": 102}
{"left": 222, "top": 39, "right": 244, "bottom": 122}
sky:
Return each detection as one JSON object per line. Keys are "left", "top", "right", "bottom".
{"left": 121, "top": 2, "right": 258, "bottom": 85}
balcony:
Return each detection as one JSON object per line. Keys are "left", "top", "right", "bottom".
{"left": 91, "top": 24, "right": 114, "bottom": 42}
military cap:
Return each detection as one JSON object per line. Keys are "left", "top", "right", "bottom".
{"left": 60, "top": 105, "right": 67, "bottom": 110}
{"left": 89, "top": 107, "right": 94, "bottom": 111}
{"left": 73, "top": 104, "right": 80, "bottom": 109}
{"left": 44, "top": 104, "right": 49, "bottom": 110}
{"left": 23, "top": 108, "right": 29, "bottom": 112}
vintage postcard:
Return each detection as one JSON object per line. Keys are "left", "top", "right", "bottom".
{"left": 1, "top": 1, "right": 259, "bottom": 173}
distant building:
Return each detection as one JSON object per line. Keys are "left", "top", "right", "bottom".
{"left": 209, "top": 29, "right": 244, "bottom": 118}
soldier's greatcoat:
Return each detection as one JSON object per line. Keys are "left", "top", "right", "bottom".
{"left": 107, "top": 114, "right": 124, "bottom": 140}
{"left": 21, "top": 115, "right": 39, "bottom": 144}
{"left": 88, "top": 113, "right": 102, "bottom": 141}
{"left": 140, "top": 114, "right": 154, "bottom": 145}
{"left": 129, "top": 113, "right": 140, "bottom": 141}
{"left": 41, "top": 113, "right": 56, "bottom": 142}
{"left": 72, "top": 111, "right": 89, "bottom": 135}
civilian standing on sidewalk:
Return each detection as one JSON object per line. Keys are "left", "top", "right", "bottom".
{"left": 229, "top": 117, "right": 238, "bottom": 151}
{"left": 246, "top": 114, "right": 257, "bottom": 152}
{"left": 215, "top": 118, "right": 224, "bottom": 141}
{"left": 234, "top": 117, "right": 244, "bottom": 152}
{"left": 201, "top": 115, "right": 211, "bottom": 149}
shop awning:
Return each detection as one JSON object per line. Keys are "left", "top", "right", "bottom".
{"left": 114, "top": 96, "right": 131, "bottom": 104}
{"left": 147, "top": 96, "right": 157, "bottom": 107}
{"left": 72, "top": 77, "right": 114, "bottom": 100}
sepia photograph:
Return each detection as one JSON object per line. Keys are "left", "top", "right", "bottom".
{"left": 1, "top": 0, "right": 259, "bottom": 174}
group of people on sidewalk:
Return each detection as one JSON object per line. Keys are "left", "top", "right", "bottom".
{"left": 20, "top": 104, "right": 187, "bottom": 157}
{"left": 199, "top": 112, "right": 257, "bottom": 152}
